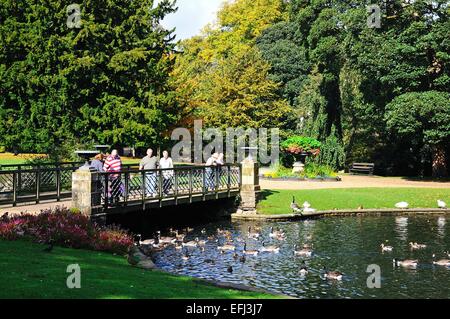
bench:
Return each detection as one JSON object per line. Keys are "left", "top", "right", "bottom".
{"left": 349, "top": 163, "right": 375, "bottom": 175}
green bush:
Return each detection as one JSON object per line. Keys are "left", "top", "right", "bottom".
{"left": 0, "top": 146, "right": 5, "bottom": 153}
{"left": 264, "top": 161, "right": 337, "bottom": 179}
{"left": 314, "top": 130, "right": 346, "bottom": 170}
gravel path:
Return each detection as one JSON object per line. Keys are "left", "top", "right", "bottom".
{"left": 260, "top": 174, "right": 450, "bottom": 190}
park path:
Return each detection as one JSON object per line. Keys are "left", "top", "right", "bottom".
{"left": 260, "top": 174, "right": 450, "bottom": 190}
{"left": 0, "top": 200, "right": 71, "bottom": 216}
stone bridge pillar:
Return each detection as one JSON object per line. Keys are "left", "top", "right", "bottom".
{"left": 72, "top": 168, "right": 97, "bottom": 216}
{"left": 238, "top": 158, "right": 260, "bottom": 215}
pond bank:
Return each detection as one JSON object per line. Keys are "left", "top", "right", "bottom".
{"left": 232, "top": 208, "right": 450, "bottom": 221}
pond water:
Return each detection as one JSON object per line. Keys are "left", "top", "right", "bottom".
{"left": 151, "top": 215, "right": 450, "bottom": 299}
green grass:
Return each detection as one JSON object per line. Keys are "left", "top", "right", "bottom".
{"left": 0, "top": 240, "right": 278, "bottom": 299}
{"left": 258, "top": 188, "right": 450, "bottom": 215}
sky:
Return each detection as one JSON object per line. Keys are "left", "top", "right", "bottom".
{"left": 159, "top": 0, "right": 228, "bottom": 40}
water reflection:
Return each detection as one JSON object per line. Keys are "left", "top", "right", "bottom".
{"left": 152, "top": 216, "right": 450, "bottom": 299}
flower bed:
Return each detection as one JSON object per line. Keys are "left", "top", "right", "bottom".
{"left": 0, "top": 207, "right": 133, "bottom": 254}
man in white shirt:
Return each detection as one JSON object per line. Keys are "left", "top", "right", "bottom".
{"left": 159, "top": 150, "right": 174, "bottom": 195}
{"left": 205, "top": 153, "right": 219, "bottom": 191}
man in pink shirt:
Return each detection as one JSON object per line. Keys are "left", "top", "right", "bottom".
{"left": 103, "top": 150, "right": 123, "bottom": 204}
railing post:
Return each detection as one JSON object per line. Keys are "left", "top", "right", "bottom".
{"left": 202, "top": 167, "right": 206, "bottom": 201}
{"left": 141, "top": 171, "right": 146, "bottom": 210}
{"left": 36, "top": 169, "right": 40, "bottom": 204}
{"left": 174, "top": 169, "right": 178, "bottom": 205}
{"left": 12, "top": 172, "right": 17, "bottom": 207}
{"left": 104, "top": 175, "right": 109, "bottom": 212}
{"left": 72, "top": 167, "right": 97, "bottom": 217}
{"left": 56, "top": 168, "right": 61, "bottom": 202}
{"left": 158, "top": 170, "right": 163, "bottom": 207}
{"left": 124, "top": 171, "right": 129, "bottom": 207}
{"left": 189, "top": 168, "right": 193, "bottom": 203}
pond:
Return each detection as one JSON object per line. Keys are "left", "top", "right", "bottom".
{"left": 150, "top": 215, "right": 450, "bottom": 299}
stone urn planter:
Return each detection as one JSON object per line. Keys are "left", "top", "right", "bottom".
{"left": 292, "top": 161, "right": 305, "bottom": 173}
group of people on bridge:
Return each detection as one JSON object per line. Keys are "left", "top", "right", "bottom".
{"left": 89, "top": 148, "right": 226, "bottom": 204}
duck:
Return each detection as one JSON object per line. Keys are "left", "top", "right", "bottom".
{"left": 393, "top": 258, "right": 418, "bottom": 268}
{"left": 239, "top": 255, "right": 246, "bottom": 263}
{"left": 437, "top": 200, "right": 447, "bottom": 209}
{"left": 323, "top": 267, "right": 343, "bottom": 280}
{"left": 409, "top": 242, "right": 427, "bottom": 250}
{"left": 227, "top": 266, "right": 233, "bottom": 273}
{"left": 293, "top": 244, "right": 312, "bottom": 257}
{"left": 217, "top": 243, "right": 236, "bottom": 251}
{"left": 201, "top": 228, "right": 207, "bottom": 235}
{"left": 174, "top": 242, "right": 183, "bottom": 250}
{"left": 395, "top": 202, "right": 409, "bottom": 209}
{"left": 291, "top": 196, "right": 302, "bottom": 214}
{"left": 299, "top": 261, "right": 308, "bottom": 276}
{"left": 260, "top": 242, "right": 280, "bottom": 253}
{"left": 243, "top": 243, "right": 259, "bottom": 256}
{"left": 381, "top": 243, "right": 393, "bottom": 252}
{"left": 432, "top": 254, "right": 450, "bottom": 266}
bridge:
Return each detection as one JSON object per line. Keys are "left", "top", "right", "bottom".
{"left": 0, "top": 161, "right": 258, "bottom": 217}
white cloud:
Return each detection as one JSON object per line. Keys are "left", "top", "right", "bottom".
{"left": 159, "top": 0, "right": 229, "bottom": 40}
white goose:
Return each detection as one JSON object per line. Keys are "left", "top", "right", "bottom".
{"left": 260, "top": 242, "right": 280, "bottom": 253}
{"left": 437, "top": 200, "right": 447, "bottom": 209}
{"left": 395, "top": 202, "right": 409, "bottom": 209}
{"left": 294, "top": 244, "right": 313, "bottom": 257}
{"left": 381, "top": 243, "right": 393, "bottom": 252}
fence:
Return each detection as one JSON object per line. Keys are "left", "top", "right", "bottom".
{"left": 96, "top": 164, "right": 241, "bottom": 211}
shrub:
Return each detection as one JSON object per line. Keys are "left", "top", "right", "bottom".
{"left": 0, "top": 207, "right": 133, "bottom": 255}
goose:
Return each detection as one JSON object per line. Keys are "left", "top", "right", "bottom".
{"left": 432, "top": 254, "right": 450, "bottom": 266}
{"left": 260, "top": 242, "right": 280, "bottom": 253}
{"left": 299, "top": 261, "right": 308, "bottom": 276}
{"left": 217, "top": 243, "right": 236, "bottom": 251}
{"left": 291, "top": 196, "right": 302, "bottom": 214}
{"left": 195, "top": 237, "right": 207, "bottom": 246}
{"left": 269, "top": 227, "right": 285, "bottom": 238}
{"left": 395, "top": 202, "right": 409, "bottom": 209}
{"left": 182, "top": 250, "right": 190, "bottom": 261}
{"left": 243, "top": 243, "right": 259, "bottom": 256}
{"left": 323, "top": 267, "right": 343, "bottom": 280}
{"left": 174, "top": 242, "right": 183, "bottom": 250}
{"left": 437, "top": 200, "right": 447, "bottom": 209}
{"left": 156, "top": 231, "right": 177, "bottom": 244}
{"left": 182, "top": 239, "right": 198, "bottom": 248}
{"left": 409, "top": 242, "right": 427, "bottom": 250}
{"left": 381, "top": 243, "right": 393, "bottom": 252}
{"left": 393, "top": 258, "right": 418, "bottom": 268}
{"left": 294, "top": 244, "right": 312, "bottom": 257}
{"left": 247, "top": 226, "right": 260, "bottom": 239}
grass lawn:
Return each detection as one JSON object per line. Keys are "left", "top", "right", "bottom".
{"left": 0, "top": 240, "right": 277, "bottom": 299}
{"left": 258, "top": 188, "right": 450, "bottom": 215}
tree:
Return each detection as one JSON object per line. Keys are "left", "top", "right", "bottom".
{"left": 0, "top": 0, "right": 178, "bottom": 155}
{"left": 172, "top": 0, "right": 290, "bottom": 131}
{"left": 385, "top": 91, "right": 450, "bottom": 177}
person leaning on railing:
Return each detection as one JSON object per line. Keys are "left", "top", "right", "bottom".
{"left": 103, "top": 150, "right": 123, "bottom": 204}
{"left": 139, "top": 148, "right": 158, "bottom": 198}
{"left": 159, "top": 150, "right": 174, "bottom": 196}
{"left": 205, "top": 153, "right": 219, "bottom": 191}
{"left": 90, "top": 153, "right": 105, "bottom": 206}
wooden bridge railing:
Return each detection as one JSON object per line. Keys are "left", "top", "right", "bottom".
{"left": 94, "top": 164, "right": 241, "bottom": 212}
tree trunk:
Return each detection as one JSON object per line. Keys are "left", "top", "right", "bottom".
{"left": 432, "top": 145, "right": 448, "bottom": 178}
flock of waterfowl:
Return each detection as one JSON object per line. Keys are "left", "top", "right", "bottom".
{"left": 134, "top": 225, "right": 346, "bottom": 281}
{"left": 380, "top": 240, "right": 450, "bottom": 268}
{"left": 132, "top": 198, "right": 448, "bottom": 284}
